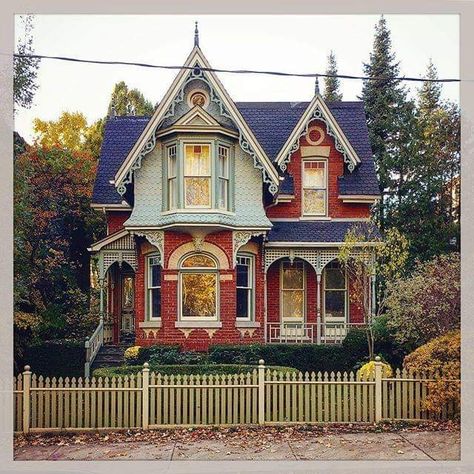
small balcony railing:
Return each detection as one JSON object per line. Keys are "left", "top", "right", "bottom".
{"left": 265, "top": 321, "right": 365, "bottom": 344}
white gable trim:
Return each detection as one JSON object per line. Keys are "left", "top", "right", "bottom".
{"left": 89, "top": 229, "right": 131, "bottom": 252}
{"left": 114, "top": 46, "right": 280, "bottom": 195}
{"left": 175, "top": 105, "right": 220, "bottom": 126}
{"left": 275, "top": 95, "right": 361, "bottom": 173}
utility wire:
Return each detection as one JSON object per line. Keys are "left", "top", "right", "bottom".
{"left": 12, "top": 53, "right": 462, "bottom": 83}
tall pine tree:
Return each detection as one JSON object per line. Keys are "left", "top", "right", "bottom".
{"left": 360, "top": 16, "right": 408, "bottom": 230}
{"left": 323, "top": 51, "right": 343, "bottom": 101}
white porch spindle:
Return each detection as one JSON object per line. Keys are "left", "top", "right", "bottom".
{"left": 371, "top": 273, "right": 376, "bottom": 317}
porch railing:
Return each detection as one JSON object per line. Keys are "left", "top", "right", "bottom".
{"left": 266, "top": 321, "right": 365, "bottom": 344}
{"left": 84, "top": 320, "right": 104, "bottom": 378}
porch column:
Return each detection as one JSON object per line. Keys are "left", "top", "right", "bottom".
{"left": 316, "top": 272, "right": 322, "bottom": 345}
{"left": 99, "top": 278, "right": 105, "bottom": 323}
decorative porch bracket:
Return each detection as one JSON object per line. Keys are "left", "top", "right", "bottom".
{"left": 131, "top": 230, "right": 164, "bottom": 262}
{"left": 232, "top": 230, "right": 267, "bottom": 267}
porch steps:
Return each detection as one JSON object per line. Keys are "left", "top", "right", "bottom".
{"left": 91, "top": 344, "right": 128, "bottom": 371}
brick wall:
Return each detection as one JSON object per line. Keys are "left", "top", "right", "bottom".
{"left": 134, "top": 230, "right": 265, "bottom": 350}
{"left": 267, "top": 118, "right": 370, "bottom": 220}
{"left": 106, "top": 211, "right": 131, "bottom": 234}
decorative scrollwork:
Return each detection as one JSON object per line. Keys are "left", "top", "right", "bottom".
{"left": 233, "top": 230, "right": 266, "bottom": 266}
{"left": 279, "top": 104, "right": 358, "bottom": 174}
{"left": 132, "top": 230, "right": 164, "bottom": 261}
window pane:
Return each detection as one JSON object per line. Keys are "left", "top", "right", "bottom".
{"left": 303, "top": 189, "right": 326, "bottom": 215}
{"left": 182, "top": 255, "right": 216, "bottom": 268}
{"left": 168, "top": 178, "right": 177, "bottom": 209}
{"left": 151, "top": 264, "right": 161, "bottom": 287}
{"left": 218, "top": 178, "right": 228, "bottom": 209}
{"left": 237, "top": 262, "right": 249, "bottom": 287}
{"left": 122, "top": 277, "right": 134, "bottom": 308}
{"left": 237, "top": 288, "right": 249, "bottom": 318}
{"left": 185, "top": 177, "right": 211, "bottom": 207}
{"left": 219, "top": 153, "right": 228, "bottom": 178}
{"left": 282, "top": 263, "right": 304, "bottom": 289}
{"left": 185, "top": 145, "right": 210, "bottom": 175}
{"left": 182, "top": 273, "right": 217, "bottom": 317}
{"left": 282, "top": 290, "right": 304, "bottom": 319}
{"left": 325, "top": 290, "right": 345, "bottom": 318}
{"left": 168, "top": 154, "right": 177, "bottom": 177}
{"left": 325, "top": 268, "right": 345, "bottom": 289}
{"left": 303, "top": 162, "right": 325, "bottom": 187}
{"left": 151, "top": 288, "right": 161, "bottom": 318}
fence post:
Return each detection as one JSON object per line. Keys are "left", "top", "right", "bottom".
{"left": 258, "top": 359, "right": 265, "bottom": 425}
{"left": 142, "top": 362, "right": 150, "bottom": 430}
{"left": 84, "top": 338, "right": 91, "bottom": 378}
{"left": 374, "top": 356, "right": 383, "bottom": 423}
{"left": 22, "top": 365, "right": 32, "bottom": 434}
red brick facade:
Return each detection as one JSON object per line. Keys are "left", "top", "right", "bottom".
{"left": 106, "top": 211, "right": 131, "bottom": 234}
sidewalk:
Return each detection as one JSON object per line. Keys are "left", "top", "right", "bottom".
{"left": 14, "top": 425, "right": 460, "bottom": 461}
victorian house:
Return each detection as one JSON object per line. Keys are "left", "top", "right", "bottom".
{"left": 87, "top": 31, "right": 380, "bottom": 366}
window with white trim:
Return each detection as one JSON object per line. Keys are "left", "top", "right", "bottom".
{"left": 236, "top": 254, "right": 254, "bottom": 320}
{"left": 302, "top": 160, "right": 327, "bottom": 216}
{"left": 167, "top": 145, "right": 177, "bottom": 210}
{"left": 217, "top": 145, "right": 230, "bottom": 210}
{"left": 147, "top": 255, "right": 161, "bottom": 319}
{"left": 184, "top": 144, "right": 212, "bottom": 208}
{"left": 281, "top": 260, "right": 305, "bottom": 320}
{"left": 324, "top": 260, "right": 347, "bottom": 319}
{"left": 180, "top": 254, "right": 218, "bottom": 319}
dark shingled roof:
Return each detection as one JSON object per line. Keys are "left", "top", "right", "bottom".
{"left": 92, "top": 116, "right": 150, "bottom": 204}
{"left": 267, "top": 221, "right": 381, "bottom": 243}
{"left": 92, "top": 101, "right": 380, "bottom": 204}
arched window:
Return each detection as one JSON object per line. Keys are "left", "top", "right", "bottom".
{"left": 146, "top": 254, "right": 161, "bottom": 319}
{"left": 180, "top": 253, "right": 218, "bottom": 319}
{"left": 324, "top": 260, "right": 347, "bottom": 320}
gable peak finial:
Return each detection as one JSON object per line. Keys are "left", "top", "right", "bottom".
{"left": 194, "top": 21, "right": 199, "bottom": 47}
{"left": 314, "top": 74, "right": 320, "bottom": 95}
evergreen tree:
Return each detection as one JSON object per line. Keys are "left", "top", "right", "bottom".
{"left": 360, "top": 16, "right": 408, "bottom": 230}
{"left": 323, "top": 51, "right": 343, "bottom": 101}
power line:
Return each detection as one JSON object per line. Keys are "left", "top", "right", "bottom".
{"left": 12, "top": 53, "right": 462, "bottom": 83}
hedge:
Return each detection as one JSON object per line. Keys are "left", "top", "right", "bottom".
{"left": 21, "top": 339, "right": 85, "bottom": 377}
{"left": 93, "top": 364, "right": 297, "bottom": 378}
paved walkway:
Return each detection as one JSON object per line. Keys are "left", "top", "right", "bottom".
{"left": 15, "top": 431, "right": 460, "bottom": 461}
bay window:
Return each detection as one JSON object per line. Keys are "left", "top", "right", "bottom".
{"left": 236, "top": 254, "right": 254, "bottom": 320}
{"left": 180, "top": 254, "right": 218, "bottom": 319}
{"left": 302, "top": 160, "right": 327, "bottom": 216}
{"left": 147, "top": 255, "right": 161, "bottom": 319}
{"left": 164, "top": 139, "right": 232, "bottom": 212}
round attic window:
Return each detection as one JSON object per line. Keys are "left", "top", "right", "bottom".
{"left": 188, "top": 90, "right": 209, "bottom": 108}
{"left": 306, "top": 125, "right": 325, "bottom": 146}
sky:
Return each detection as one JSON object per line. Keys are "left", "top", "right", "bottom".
{"left": 14, "top": 14, "right": 459, "bottom": 143}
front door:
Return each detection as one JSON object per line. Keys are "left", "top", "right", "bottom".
{"left": 121, "top": 274, "right": 135, "bottom": 340}
{"left": 280, "top": 260, "right": 306, "bottom": 340}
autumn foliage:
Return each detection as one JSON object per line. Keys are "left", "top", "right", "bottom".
{"left": 403, "top": 330, "right": 460, "bottom": 414}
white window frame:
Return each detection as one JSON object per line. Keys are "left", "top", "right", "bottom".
{"left": 302, "top": 158, "right": 328, "bottom": 217}
{"left": 183, "top": 143, "right": 213, "bottom": 209}
{"left": 146, "top": 254, "right": 162, "bottom": 320}
{"left": 236, "top": 253, "right": 255, "bottom": 321}
{"left": 322, "top": 261, "right": 348, "bottom": 321}
{"left": 217, "top": 144, "right": 230, "bottom": 210}
{"left": 167, "top": 144, "right": 178, "bottom": 210}
{"left": 279, "top": 260, "right": 306, "bottom": 323}
{"left": 179, "top": 253, "right": 219, "bottom": 321}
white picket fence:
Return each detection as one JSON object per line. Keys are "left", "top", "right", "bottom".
{"left": 14, "top": 358, "right": 459, "bottom": 433}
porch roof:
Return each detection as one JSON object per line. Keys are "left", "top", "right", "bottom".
{"left": 267, "top": 220, "right": 381, "bottom": 243}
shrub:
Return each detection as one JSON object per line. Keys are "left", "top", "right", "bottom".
{"left": 124, "top": 346, "right": 141, "bottom": 364}
{"left": 358, "top": 360, "right": 393, "bottom": 379}
{"left": 209, "top": 337, "right": 367, "bottom": 373}
{"left": 21, "top": 339, "right": 85, "bottom": 377}
{"left": 403, "top": 330, "right": 460, "bottom": 414}
{"left": 93, "top": 364, "right": 297, "bottom": 378}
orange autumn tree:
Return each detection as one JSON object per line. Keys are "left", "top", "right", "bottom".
{"left": 14, "top": 146, "right": 105, "bottom": 354}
